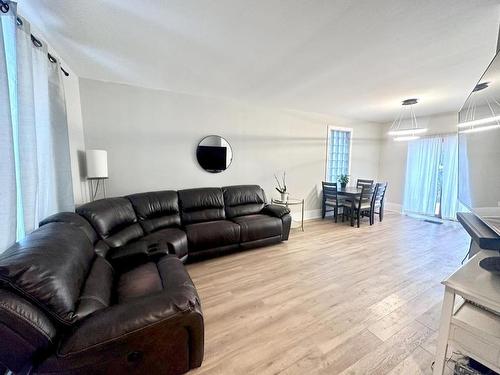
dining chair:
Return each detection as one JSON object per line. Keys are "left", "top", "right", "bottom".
{"left": 322, "top": 181, "right": 343, "bottom": 222}
{"left": 347, "top": 184, "right": 375, "bottom": 228}
{"left": 344, "top": 178, "right": 374, "bottom": 206}
{"left": 371, "top": 182, "right": 388, "bottom": 223}
{"left": 356, "top": 178, "right": 374, "bottom": 189}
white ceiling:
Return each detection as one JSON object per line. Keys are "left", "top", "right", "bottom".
{"left": 19, "top": 0, "right": 500, "bottom": 123}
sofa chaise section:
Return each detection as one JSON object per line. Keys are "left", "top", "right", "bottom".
{"left": 0, "top": 219, "right": 203, "bottom": 374}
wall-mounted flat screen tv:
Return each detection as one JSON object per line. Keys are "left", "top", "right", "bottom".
{"left": 458, "top": 48, "right": 500, "bottom": 235}
{"left": 196, "top": 146, "right": 227, "bottom": 172}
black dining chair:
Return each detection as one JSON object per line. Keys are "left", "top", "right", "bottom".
{"left": 346, "top": 184, "right": 375, "bottom": 228}
{"left": 371, "top": 182, "right": 388, "bottom": 223}
{"left": 344, "top": 178, "right": 374, "bottom": 206}
{"left": 356, "top": 178, "right": 374, "bottom": 189}
{"left": 322, "top": 181, "right": 344, "bottom": 222}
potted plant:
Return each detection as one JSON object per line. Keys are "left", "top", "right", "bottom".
{"left": 338, "top": 174, "right": 349, "bottom": 189}
{"left": 275, "top": 172, "right": 288, "bottom": 202}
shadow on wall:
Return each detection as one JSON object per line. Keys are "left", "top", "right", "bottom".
{"left": 305, "top": 184, "right": 322, "bottom": 218}
{"left": 77, "top": 150, "right": 90, "bottom": 203}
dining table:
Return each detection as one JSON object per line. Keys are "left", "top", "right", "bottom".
{"left": 337, "top": 186, "right": 362, "bottom": 226}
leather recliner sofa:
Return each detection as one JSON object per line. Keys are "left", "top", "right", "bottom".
{"left": 74, "top": 184, "right": 291, "bottom": 264}
{"left": 0, "top": 185, "right": 291, "bottom": 374}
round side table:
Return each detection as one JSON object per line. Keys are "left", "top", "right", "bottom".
{"left": 271, "top": 198, "right": 304, "bottom": 231}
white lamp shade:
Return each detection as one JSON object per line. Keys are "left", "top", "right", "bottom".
{"left": 86, "top": 150, "right": 108, "bottom": 178}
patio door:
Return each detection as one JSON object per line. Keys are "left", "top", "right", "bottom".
{"left": 402, "top": 135, "right": 460, "bottom": 220}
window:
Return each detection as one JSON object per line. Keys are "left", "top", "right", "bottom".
{"left": 325, "top": 127, "right": 352, "bottom": 183}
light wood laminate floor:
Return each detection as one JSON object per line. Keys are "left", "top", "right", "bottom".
{"left": 187, "top": 212, "right": 470, "bottom": 375}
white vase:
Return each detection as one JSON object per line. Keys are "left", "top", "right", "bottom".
{"left": 280, "top": 192, "right": 289, "bottom": 202}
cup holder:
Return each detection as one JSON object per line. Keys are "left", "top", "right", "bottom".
{"left": 146, "top": 242, "right": 169, "bottom": 255}
{"left": 147, "top": 243, "right": 160, "bottom": 253}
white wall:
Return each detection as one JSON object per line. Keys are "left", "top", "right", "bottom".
{"left": 79, "top": 78, "right": 382, "bottom": 217}
{"left": 378, "top": 112, "right": 458, "bottom": 211}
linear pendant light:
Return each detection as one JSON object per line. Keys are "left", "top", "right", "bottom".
{"left": 457, "top": 114, "right": 500, "bottom": 128}
{"left": 393, "top": 135, "right": 420, "bottom": 141}
{"left": 388, "top": 128, "right": 428, "bottom": 136}
{"left": 459, "top": 124, "right": 500, "bottom": 134}
{"left": 388, "top": 98, "right": 427, "bottom": 141}
{"left": 458, "top": 82, "right": 500, "bottom": 134}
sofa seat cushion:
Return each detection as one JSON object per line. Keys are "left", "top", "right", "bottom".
{"left": 55, "top": 257, "right": 202, "bottom": 366}
{"left": 117, "top": 262, "right": 163, "bottom": 303}
{"left": 231, "top": 214, "right": 282, "bottom": 242}
{"left": 116, "top": 257, "right": 197, "bottom": 304}
{"left": 142, "top": 228, "right": 188, "bottom": 259}
{"left": 184, "top": 220, "right": 240, "bottom": 251}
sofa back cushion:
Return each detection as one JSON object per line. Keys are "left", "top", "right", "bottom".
{"left": 0, "top": 222, "right": 95, "bottom": 326}
{"left": 39, "top": 211, "right": 99, "bottom": 245}
{"left": 76, "top": 197, "right": 144, "bottom": 247}
{"left": 223, "top": 185, "right": 267, "bottom": 218}
{"left": 178, "top": 188, "right": 225, "bottom": 225}
{"left": 75, "top": 256, "right": 114, "bottom": 319}
{"left": 127, "top": 190, "right": 181, "bottom": 233}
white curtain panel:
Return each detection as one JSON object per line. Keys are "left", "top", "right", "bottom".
{"left": 0, "top": 5, "right": 17, "bottom": 250}
{"left": 402, "top": 137, "right": 442, "bottom": 216}
{"left": 440, "top": 135, "right": 459, "bottom": 220}
{"left": 0, "top": 3, "right": 74, "bottom": 251}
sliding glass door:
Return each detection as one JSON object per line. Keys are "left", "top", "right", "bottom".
{"left": 403, "top": 135, "right": 461, "bottom": 220}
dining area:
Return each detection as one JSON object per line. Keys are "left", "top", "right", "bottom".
{"left": 321, "top": 178, "right": 388, "bottom": 228}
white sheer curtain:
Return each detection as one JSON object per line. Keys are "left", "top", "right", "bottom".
{"left": 402, "top": 137, "right": 442, "bottom": 216}
{"left": 403, "top": 134, "right": 466, "bottom": 220}
{"left": 0, "top": 3, "right": 74, "bottom": 251}
{"left": 441, "top": 135, "right": 459, "bottom": 220}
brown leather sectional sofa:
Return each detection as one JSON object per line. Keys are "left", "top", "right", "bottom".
{"left": 0, "top": 185, "right": 291, "bottom": 374}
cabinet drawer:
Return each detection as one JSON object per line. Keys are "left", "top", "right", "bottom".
{"left": 450, "top": 324, "right": 500, "bottom": 368}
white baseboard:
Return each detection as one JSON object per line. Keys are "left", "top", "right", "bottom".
{"left": 290, "top": 209, "right": 322, "bottom": 222}
{"left": 291, "top": 203, "right": 402, "bottom": 223}
{"left": 385, "top": 202, "right": 402, "bottom": 213}
{"left": 304, "top": 209, "right": 322, "bottom": 221}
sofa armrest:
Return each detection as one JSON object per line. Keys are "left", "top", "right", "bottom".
{"left": 261, "top": 204, "right": 290, "bottom": 218}
{"left": 53, "top": 283, "right": 204, "bottom": 371}
{"left": 106, "top": 241, "right": 169, "bottom": 272}
{"left": 0, "top": 290, "right": 57, "bottom": 373}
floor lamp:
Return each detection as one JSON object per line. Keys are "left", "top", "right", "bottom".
{"left": 86, "top": 149, "right": 108, "bottom": 201}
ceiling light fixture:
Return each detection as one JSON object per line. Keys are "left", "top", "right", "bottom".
{"left": 458, "top": 82, "right": 500, "bottom": 133}
{"left": 388, "top": 128, "right": 428, "bottom": 136}
{"left": 457, "top": 115, "right": 500, "bottom": 128}
{"left": 458, "top": 124, "right": 500, "bottom": 134}
{"left": 388, "top": 98, "right": 427, "bottom": 141}
{"left": 393, "top": 135, "right": 420, "bottom": 141}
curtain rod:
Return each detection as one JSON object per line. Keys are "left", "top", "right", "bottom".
{"left": 0, "top": 3, "right": 70, "bottom": 77}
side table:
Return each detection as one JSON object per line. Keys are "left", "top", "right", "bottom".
{"left": 271, "top": 198, "right": 304, "bottom": 231}
{"left": 433, "top": 250, "right": 500, "bottom": 374}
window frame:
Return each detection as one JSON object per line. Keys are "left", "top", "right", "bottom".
{"left": 324, "top": 125, "right": 353, "bottom": 183}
